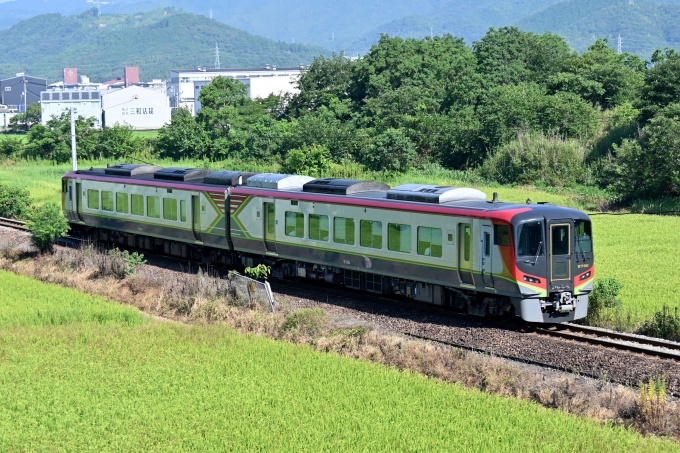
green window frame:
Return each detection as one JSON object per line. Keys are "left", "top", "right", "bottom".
{"left": 131, "top": 194, "right": 144, "bottom": 216}
{"left": 147, "top": 196, "right": 160, "bottom": 218}
{"left": 285, "top": 211, "right": 304, "bottom": 238}
{"left": 360, "top": 220, "right": 382, "bottom": 249}
{"left": 180, "top": 200, "right": 187, "bottom": 222}
{"left": 101, "top": 191, "right": 114, "bottom": 212}
{"left": 163, "top": 198, "right": 178, "bottom": 221}
{"left": 309, "top": 214, "right": 329, "bottom": 242}
{"left": 388, "top": 223, "right": 411, "bottom": 253}
{"left": 116, "top": 193, "right": 128, "bottom": 213}
{"left": 334, "top": 217, "right": 355, "bottom": 245}
{"left": 417, "top": 227, "right": 443, "bottom": 258}
{"left": 87, "top": 189, "right": 99, "bottom": 209}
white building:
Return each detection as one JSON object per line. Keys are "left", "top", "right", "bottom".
{"left": 40, "top": 90, "right": 102, "bottom": 127}
{"left": 168, "top": 67, "right": 301, "bottom": 115}
{"left": 0, "top": 109, "right": 17, "bottom": 129}
{"left": 101, "top": 86, "right": 171, "bottom": 130}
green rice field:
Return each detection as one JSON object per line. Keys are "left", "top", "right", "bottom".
{"left": 0, "top": 270, "right": 674, "bottom": 451}
{"left": 0, "top": 159, "right": 677, "bottom": 322}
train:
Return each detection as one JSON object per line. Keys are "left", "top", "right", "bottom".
{"left": 61, "top": 164, "right": 594, "bottom": 323}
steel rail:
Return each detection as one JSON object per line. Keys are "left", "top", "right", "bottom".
{"left": 0, "top": 217, "right": 27, "bottom": 231}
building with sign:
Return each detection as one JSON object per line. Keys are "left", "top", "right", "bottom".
{"left": 168, "top": 67, "right": 301, "bottom": 115}
{"left": 101, "top": 85, "right": 171, "bottom": 130}
{"left": 0, "top": 74, "right": 46, "bottom": 112}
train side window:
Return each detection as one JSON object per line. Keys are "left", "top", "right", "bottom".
{"left": 62, "top": 180, "right": 67, "bottom": 193}
{"left": 147, "top": 196, "right": 160, "bottom": 218}
{"left": 417, "top": 227, "right": 442, "bottom": 257}
{"left": 333, "top": 217, "right": 355, "bottom": 245}
{"left": 87, "top": 189, "right": 99, "bottom": 209}
{"left": 360, "top": 220, "right": 382, "bottom": 249}
{"left": 116, "top": 193, "right": 128, "bottom": 213}
{"left": 180, "top": 200, "right": 187, "bottom": 222}
{"left": 101, "top": 191, "right": 114, "bottom": 212}
{"left": 131, "top": 194, "right": 144, "bottom": 216}
{"left": 460, "top": 224, "right": 471, "bottom": 262}
{"left": 309, "top": 214, "right": 329, "bottom": 242}
{"left": 388, "top": 223, "right": 411, "bottom": 253}
{"left": 285, "top": 211, "right": 304, "bottom": 238}
{"left": 494, "top": 225, "right": 510, "bottom": 246}
{"left": 163, "top": 198, "right": 178, "bottom": 221}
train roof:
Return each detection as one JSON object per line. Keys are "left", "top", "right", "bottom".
{"left": 65, "top": 167, "right": 590, "bottom": 223}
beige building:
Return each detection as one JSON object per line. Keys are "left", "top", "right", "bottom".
{"left": 101, "top": 86, "right": 171, "bottom": 130}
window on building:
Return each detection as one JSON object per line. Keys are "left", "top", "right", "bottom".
{"left": 494, "top": 225, "right": 510, "bottom": 246}
{"left": 87, "top": 189, "right": 99, "bottom": 209}
{"left": 180, "top": 200, "right": 187, "bottom": 222}
{"left": 334, "top": 217, "right": 355, "bottom": 245}
{"left": 309, "top": 214, "right": 329, "bottom": 242}
{"left": 147, "top": 196, "right": 160, "bottom": 218}
{"left": 163, "top": 198, "right": 177, "bottom": 221}
{"left": 116, "top": 193, "right": 128, "bottom": 213}
{"left": 131, "top": 194, "right": 144, "bottom": 216}
{"left": 101, "top": 191, "right": 114, "bottom": 212}
{"left": 360, "top": 220, "right": 382, "bottom": 249}
{"left": 388, "top": 223, "right": 411, "bottom": 253}
{"left": 417, "top": 227, "right": 442, "bottom": 257}
{"left": 285, "top": 211, "right": 304, "bottom": 238}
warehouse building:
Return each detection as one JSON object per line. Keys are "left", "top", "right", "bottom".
{"left": 101, "top": 85, "right": 171, "bottom": 130}
{"left": 168, "top": 67, "right": 301, "bottom": 115}
{"left": 40, "top": 89, "right": 102, "bottom": 126}
{"left": 0, "top": 73, "right": 47, "bottom": 112}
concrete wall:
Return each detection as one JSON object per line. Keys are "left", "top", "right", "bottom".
{"left": 101, "top": 86, "right": 170, "bottom": 130}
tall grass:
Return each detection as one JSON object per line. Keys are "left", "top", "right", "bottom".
{"left": 0, "top": 270, "right": 144, "bottom": 327}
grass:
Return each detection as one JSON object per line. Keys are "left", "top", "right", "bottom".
{"left": 0, "top": 270, "right": 144, "bottom": 327}
{"left": 0, "top": 326, "right": 673, "bottom": 451}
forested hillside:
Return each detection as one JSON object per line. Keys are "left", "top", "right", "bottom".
{"left": 0, "top": 8, "right": 328, "bottom": 82}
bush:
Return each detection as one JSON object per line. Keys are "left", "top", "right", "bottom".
{"left": 109, "top": 248, "right": 147, "bottom": 276}
{"left": 583, "top": 277, "right": 623, "bottom": 325}
{"left": 282, "top": 144, "right": 331, "bottom": 177}
{"left": 0, "top": 136, "right": 25, "bottom": 158}
{"left": 364, "top": 129, "right": 417, "bottom": 174}
{"left": 481, "top": 132, "right": 586, "bottom": 186}
{"left": 637, "top": 306, "right": 680, "bottom": 341}
{"left": 282, "top": 308, "right": 327, "bottom": 337}
{"left": 0, "top": 183, "right": 32, "bottom": 219}
{"left": 244, "top": 264, "right": 270, "bottom": 281}
{"left": 26, "top": 202, "right": 69, "bottom": 252}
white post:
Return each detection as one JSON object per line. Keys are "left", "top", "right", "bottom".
{"left": 70, "top": 106, "right": 77, "bottom": 172}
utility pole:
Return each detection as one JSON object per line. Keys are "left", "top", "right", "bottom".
{"left": 209, "top": 9, "right": 213, "bottom": 19}
{"left": 430, "top": 27, "right": 433, "bottom": 39}
{"left": 22, "top": 75, "right": 27, "bottom": 126}
{"left": 70, "top": 106, "right": 77, "bottom": 172}
{"left": 214, "top": 43, "right": 220, "bottom": 69}
{"left": 617, "top": 34, "right": 623, "bottom": 54}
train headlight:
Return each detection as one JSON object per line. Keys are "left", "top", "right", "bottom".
{"left": 579, "top": 271, "right": 592, "bottom": 281}
{"left": 523, "top": 275, "right": 541, "bottom": 284}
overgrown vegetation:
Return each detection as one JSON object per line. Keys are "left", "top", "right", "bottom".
{"left": 25, "top": 202, "right": 69, "bottom": 252}
{"left": 0, "top": 183, "right": 31, "bottom": 219}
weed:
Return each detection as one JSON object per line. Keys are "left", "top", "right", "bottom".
{"left": 638, "top": 307, "right": 680, "bottom": 341}
{"left": 244, "top": 263, "right": 270, "bottom": 281}
{"left": 282, "top": 308, "right": 326, "bottom": 337}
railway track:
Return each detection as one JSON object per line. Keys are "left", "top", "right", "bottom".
{"left": 0, "top": 217, "right": 27, "bottom": 231}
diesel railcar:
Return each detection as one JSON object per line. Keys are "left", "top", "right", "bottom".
{"left": 61, "top": 164, "right": 594, "bottom": 323}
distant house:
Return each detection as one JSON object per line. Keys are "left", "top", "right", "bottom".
{"left": 0, "top": 73, "right": 47, "bottom": 112}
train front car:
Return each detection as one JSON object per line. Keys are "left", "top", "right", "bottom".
{"left": 507, "top": 205, "right": 594, "bottom": 323}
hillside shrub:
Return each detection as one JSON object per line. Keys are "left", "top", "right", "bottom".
{"left": 282, "top": 144, "right": 331, "bottom": 177}
{"left": 0, "top": 183, "right": 32, "bottom": 219}
{"left": 26, "top": 202, "right": 69, "bottom": 252}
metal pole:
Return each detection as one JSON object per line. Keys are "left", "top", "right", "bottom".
{"left": 23, "top": 76, "right": 26, "bottom": 115}
{"left": 70, "top": 106, "right": 77, "bottom": 172}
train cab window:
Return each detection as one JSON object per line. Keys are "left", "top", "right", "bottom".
{"left": 334, "top": 217, "right": 355, "bottom": 245}
{"left": 418, "top": 227, "right": 442, "bottom": 257}
{"left": 87, "top": 189, "right": 99, "bottom": 209}
{"left": 180, "top": 200, "right": 187, "bottom": 222}
{"left": 131, "top": 194, "right": 144, "bottom": 216}
{"left": 575, "top": 220, "right": 592, "bottom": 254}
{"left": 116, "top": 193, "right": 128, "bottom": 213}
{"left": 494, "top": 225, "right": 510, "bottom": 246}
{"left": 285, "top": 211, "right": 304, "bottom": 238}
{"left": 147, "top": 196, "right": 160, "bottom": 218}
{"left": 388, "top": 223, "right": 411, "bottom": 253}
{"left": 101, "top": 191, "right": 114, "bottom": 212}
{"left": 163, "top": 198, "right": 178, "bottom": 221}
{"left": 309, "top": 214, "right": 329, "bottom": 242}
{"left": 360, "top": 220, "right": 383, "bottom": 249}
{"left": 517, "top": 221, "right": 544, "bottom": 257}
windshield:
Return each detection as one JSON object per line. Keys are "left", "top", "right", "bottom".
{"left": 517, "top": 221, "right": 544, "bottom": 257}
{"left": 574, "top": 220, "right": 593, "bottom": 254}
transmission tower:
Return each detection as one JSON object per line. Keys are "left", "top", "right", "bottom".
{"left": 617, "top": 35, "right": 623, "bottom": 54}
{"left": 214, "top": 43, "right": 220, "bottom": 69}
{"left": 209, "top": 9, "right": 213, "bottom": 19}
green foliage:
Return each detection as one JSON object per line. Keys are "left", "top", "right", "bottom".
{"left": 582, "top": 277, "right": 623, "bottom": 327}
{"left": 156, "top": 108, "right": 209, "bottom": 160}
{"left": 282, "top": 144, "right": 331, "bottom": 177}
{"left": 282, "top": 308, "right": 326, "bottom": 336}
{"left": 109, "top": 248, "right": 147, "bottom": 276}
{"left": 481, "top": 132, "right": 586, "bottom": 186}
{"left": 640, "top": 49, "right": 680, "bottom": 121}
{"left": 25, "top": 202, "right": 69, "bottom": 252}
{"left": 198, "top": 76, "right": 249, "bottom": 111}
{"left": 8, "top": 103, "right": 42, "bottom": 133}
{"left": 364, "top": 128, "right": 417, "bottom": 174}
{"left": 638, "top": 306, "right": 680, "bottom": 342}
{"left": 244, "top": 264, "right": 271, "bottom": 281}
{"left": 0, "top": 183, "right": 32, "bottom": 219}
{"left": 0, "top": 136, "right": 25, "bottom": 158}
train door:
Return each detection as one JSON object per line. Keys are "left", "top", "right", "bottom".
{"left": 547, "top": 219, "right": 574, "bottom": 293}
{"left": 458, "top": 223, "right": 474, "bottom": 286}
{"left": 263, "top": 202, "right": 277, "bottom": 253}
{"left": 481, "top": 225, "right": 494, "bottom": 288}
{"left": 191, "top": 194, "right": 203, "bottom": 242}
{"left": 76, "top": 182, "right": 83, "bottom": 221}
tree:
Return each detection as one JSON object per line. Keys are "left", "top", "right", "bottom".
{"left": 9, "top": 102, "right": 42, "bottom": 132}
{"left": 639, "top": 48, "right": 680, "bottom": 120}
{"left": 26, "top": 202, "right": 69, "bottom": 252}
{"left": 95, "top": 124, "right": 139, "bottom": 159}
{"left": 24, "top": 112, "right": 99, "bottom": 163}
{"left": 0, "top": 184, "right": 32, "bottom": 219}
{"left": 364, "top": 129, "right": 417, "bottom": 174}
{"left": 197, "top": 76, "right": 248, "bottom": 111}
{"left": 156, "top": 108, "right": 209, "bottom": 159}
{"left": 282, "top": 144, "right": 331, "bottom": 177}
